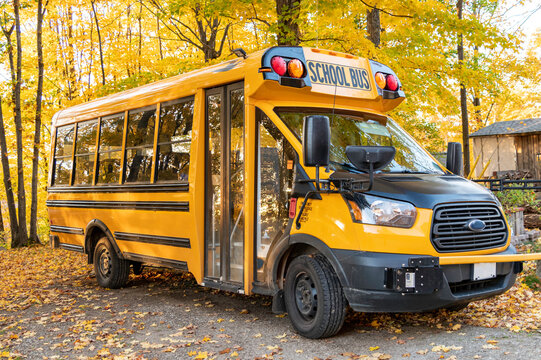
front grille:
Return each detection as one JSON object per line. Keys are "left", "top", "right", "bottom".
{"left": 431, "top": 202, "right": 508, "bottom": 252}
{"left": 449, "top": 275, "right": 505, "bottom": 295}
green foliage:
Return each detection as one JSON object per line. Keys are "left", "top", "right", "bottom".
{"left": 495, "top": 187, "right": 539, "bottom": 213}
{"left": 522, "top": 274, "right": 541, "bottom": 290}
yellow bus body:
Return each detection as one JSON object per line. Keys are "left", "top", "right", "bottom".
{"left": 47, "top": 47, "right": 540, "bottom": 338}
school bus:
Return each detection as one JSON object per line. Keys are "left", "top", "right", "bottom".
{"left": 47, "top": 46, "right": 541, "bottom": 339}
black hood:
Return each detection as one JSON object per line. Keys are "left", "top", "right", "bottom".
{"left": 329, "top": 171, "right": 497, "bottom": 209}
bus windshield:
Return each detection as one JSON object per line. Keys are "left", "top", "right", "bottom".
{"left": 275, "top": 108, "right": 445, "bottom": 174}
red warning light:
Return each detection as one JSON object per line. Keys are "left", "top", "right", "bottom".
{"left": 271, "top": 56, "right": 287, "bottom": 76}
{"left": 386, "top": 74, "right": 399, "bottom": 91}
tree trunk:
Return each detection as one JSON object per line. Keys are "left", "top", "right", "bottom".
{"left": 66, "top": 6, "right": 77, "bottom": 99}
{"left": 457, "top": 0, "right": 470, "bottom": 175}
{"left": 193, "top": 7, "right": 229, "bottom": 62}
{"left": 157, "top": 14, "right": 163, "bottom": 60}
{"left": 0, "top": 99, "right": 20, "bottom": 245}
{"left": 473, "top": 93, "right": 481, "bottom": 127}
{"left": 366, "top": 8, "right": 381, "bottom": 47}
{"left": 29, "top": 0, "right": 47, "bottom": 244}
{"left": 138, "top": 3, "right": 143, "bottom": 73}
{"left": 276, "top": 0, "right": 301, "bottom": 46}
{"left": 88, "top": 10, "right": 94, "bottom": 93}
{"left": 12, "top": 0, "right": 28, "bottom": 248}
{"left": 91, "top": 0, "right": 105, "bottom": 85}
{"left": 126, "top": 5, "right": 132, "bottom": 77}
{"left": 0, "top": 200, "right": 4, "bottom": 242}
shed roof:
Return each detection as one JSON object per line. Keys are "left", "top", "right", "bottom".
{"left": 470, "top": 118, "right": 541, "bottom": 137}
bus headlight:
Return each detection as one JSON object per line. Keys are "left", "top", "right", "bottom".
{"left": 347, "top": 195, "right": 417, "bottom": 228}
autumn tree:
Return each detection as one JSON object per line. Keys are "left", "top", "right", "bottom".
{"left": 0, "top": 98, "right": 19, "bottom": 245}
{"left": 276, "top": 0, "right": 301, "bottom": 46}
{"left": 457, "top": 0, "right": 471, "bottom": 174}
{"left": 2, "top": 0, "right": 29, "bottom": 248}
{"left": 144, "top": 0, "right": 231, "bottom": 62}
{"left": 29, "top": 0, "right": 49, "bottom": 244}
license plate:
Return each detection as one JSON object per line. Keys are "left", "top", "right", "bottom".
{"left": 473, "top": 263, "right": 496, "bottom": 281}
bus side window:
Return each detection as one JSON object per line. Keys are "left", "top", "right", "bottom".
{"left": 73, "top": 120, "right": 98, "bottom": 185}
{"left": 125, "top": 106, "right": 156, "bottom": 183}
{"left": 97, "top": 113, "right": 124, "bottom": 184}
{"left": 256, "top": 109, "right": 295, "bottom": 281}
{"left": 156, "top": 97, "right": 194, "bottom": 182}
{"left": 52, "top": 124, "right": 75, "bottom": 186}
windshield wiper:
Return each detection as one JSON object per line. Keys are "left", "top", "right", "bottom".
{"left": 386, "top": 169, "right": 436, "bottom": 174}
{"left": 329, "top": 161, "right": 364, "bottom": 173}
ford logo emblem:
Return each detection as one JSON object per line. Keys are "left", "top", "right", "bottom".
{"left": 466, "top": 219, "right": 486, "bottom": 232}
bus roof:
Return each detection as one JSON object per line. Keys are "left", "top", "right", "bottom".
{"left": 51, "top": 47, "right": 404, "bottom": 127}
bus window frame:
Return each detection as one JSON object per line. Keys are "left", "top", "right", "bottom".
{"left": 52, "top": 123, "right": 76, "bottom": 187}
{"left": 154, "top": 95, "right": 195, "bottom": 184}
{"left": 73, "top": 119, "right": 99, "bottom": 186}
{"left": 96, "top": 112, "right": 126, "bottom": 186}
{"left": 49, "top": 95, "right": 196, "bottom": 190}
{"left": 124, "top": 105, "right": 158, "bottom": 184}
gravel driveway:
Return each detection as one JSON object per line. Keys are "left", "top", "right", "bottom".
{"left": 1, "top": 256, "right": 540, "bottom": 360}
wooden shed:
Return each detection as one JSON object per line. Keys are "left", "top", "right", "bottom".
{"left": 470, "top": 118, "right": 541, "bottom": 178}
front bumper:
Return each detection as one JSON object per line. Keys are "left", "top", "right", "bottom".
{"left": 332, "top": 247, "right": 521, "bottom": 313}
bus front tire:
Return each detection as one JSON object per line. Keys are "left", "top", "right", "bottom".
{"left": 284, "top": 254, "right": 346, "bottom": 339}
{"left": 93, "top": 237, "right": 130, "bottom": 289}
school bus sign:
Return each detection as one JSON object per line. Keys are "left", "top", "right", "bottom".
{"left": 302, "top": 48, "right": 377, "bottom": 99}
{"left": 306, "top": 60, "right": 371, "bottom": 91}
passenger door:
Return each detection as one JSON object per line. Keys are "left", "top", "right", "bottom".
{"left": 204, "top": 82, "right": 245, "bottom": 290}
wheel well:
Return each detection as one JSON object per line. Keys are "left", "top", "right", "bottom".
{"left": 85, "top": 227, "right": 106, "bottom": 264}
{"left": 276, "top": 243, "right": 319, "bottom": 290}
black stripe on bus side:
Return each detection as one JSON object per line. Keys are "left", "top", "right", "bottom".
{"left": 46, "top": 200, "right": 189, "bottom": 212}
{"left": 59, "top": 243, "right": 84, "bottom": 253}
{"left": 114, "top": 232, "right": 190, "bottom": 248}
{"left": 122, "top": 252, "right": 188, "bottom": 270}
{"left": 47, "top": 183, "right": 189, "bottom": 193}
{"left": 50, "top": 225, "right": 85, "bottom": 235}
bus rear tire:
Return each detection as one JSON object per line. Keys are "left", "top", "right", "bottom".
{"left": 94, "top": 237, "right": 130, "bottom": 289}
{"left": 132, "top": 261, "right": 144, "bottom": 275}
{"left": 284, "top": 254, "right": 346, "bottom": 339}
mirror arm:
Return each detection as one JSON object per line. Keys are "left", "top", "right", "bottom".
{"left": 294, "top": 176, "right": 370, "bottom": 230}
{"left": 315, "top": 165, "right": 320, "bottom": 191}
{"left": 367, "top": 163, "right": 374, "bottom": 191}
{"left": 295, "top": 190, "right": 317, "bottom": 230}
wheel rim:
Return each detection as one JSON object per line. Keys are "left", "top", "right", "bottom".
{"left": 98, "top": 247, "right": 112, "bottom": 278}
{"left": 294, "top": 271, "right": 318, "bottom": 320}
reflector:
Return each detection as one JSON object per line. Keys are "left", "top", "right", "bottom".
{"left": 375, "top": 72, "right": 386, "bottom": 89}
{"left": 271, "top": 56, "right": 287, "bottom": 76}
{"left": 288, "top": 59, "right": 304, "bottom": 78}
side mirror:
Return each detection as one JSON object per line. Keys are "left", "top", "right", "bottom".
{"left": 446, "top": 142, "right": 463, "bottom": 176}
{"left": 303, "top": 115, "right": 330, "bottom": 167}
{"left": 345, "top": 146, "right": 396, "bottom": 172}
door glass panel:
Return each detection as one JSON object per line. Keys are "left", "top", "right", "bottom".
{"left": 256, "top": 110, "right": 295, "bottom": 281}
{"left": 207, "top": 93, "right": 222, "bottom": 279}
{"left": 228, "top": 88, "right": 244, "bottom": 283}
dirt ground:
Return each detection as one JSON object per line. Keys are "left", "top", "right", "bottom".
{"left": 1, "top": 247, "right": 540, "bottom": 359}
